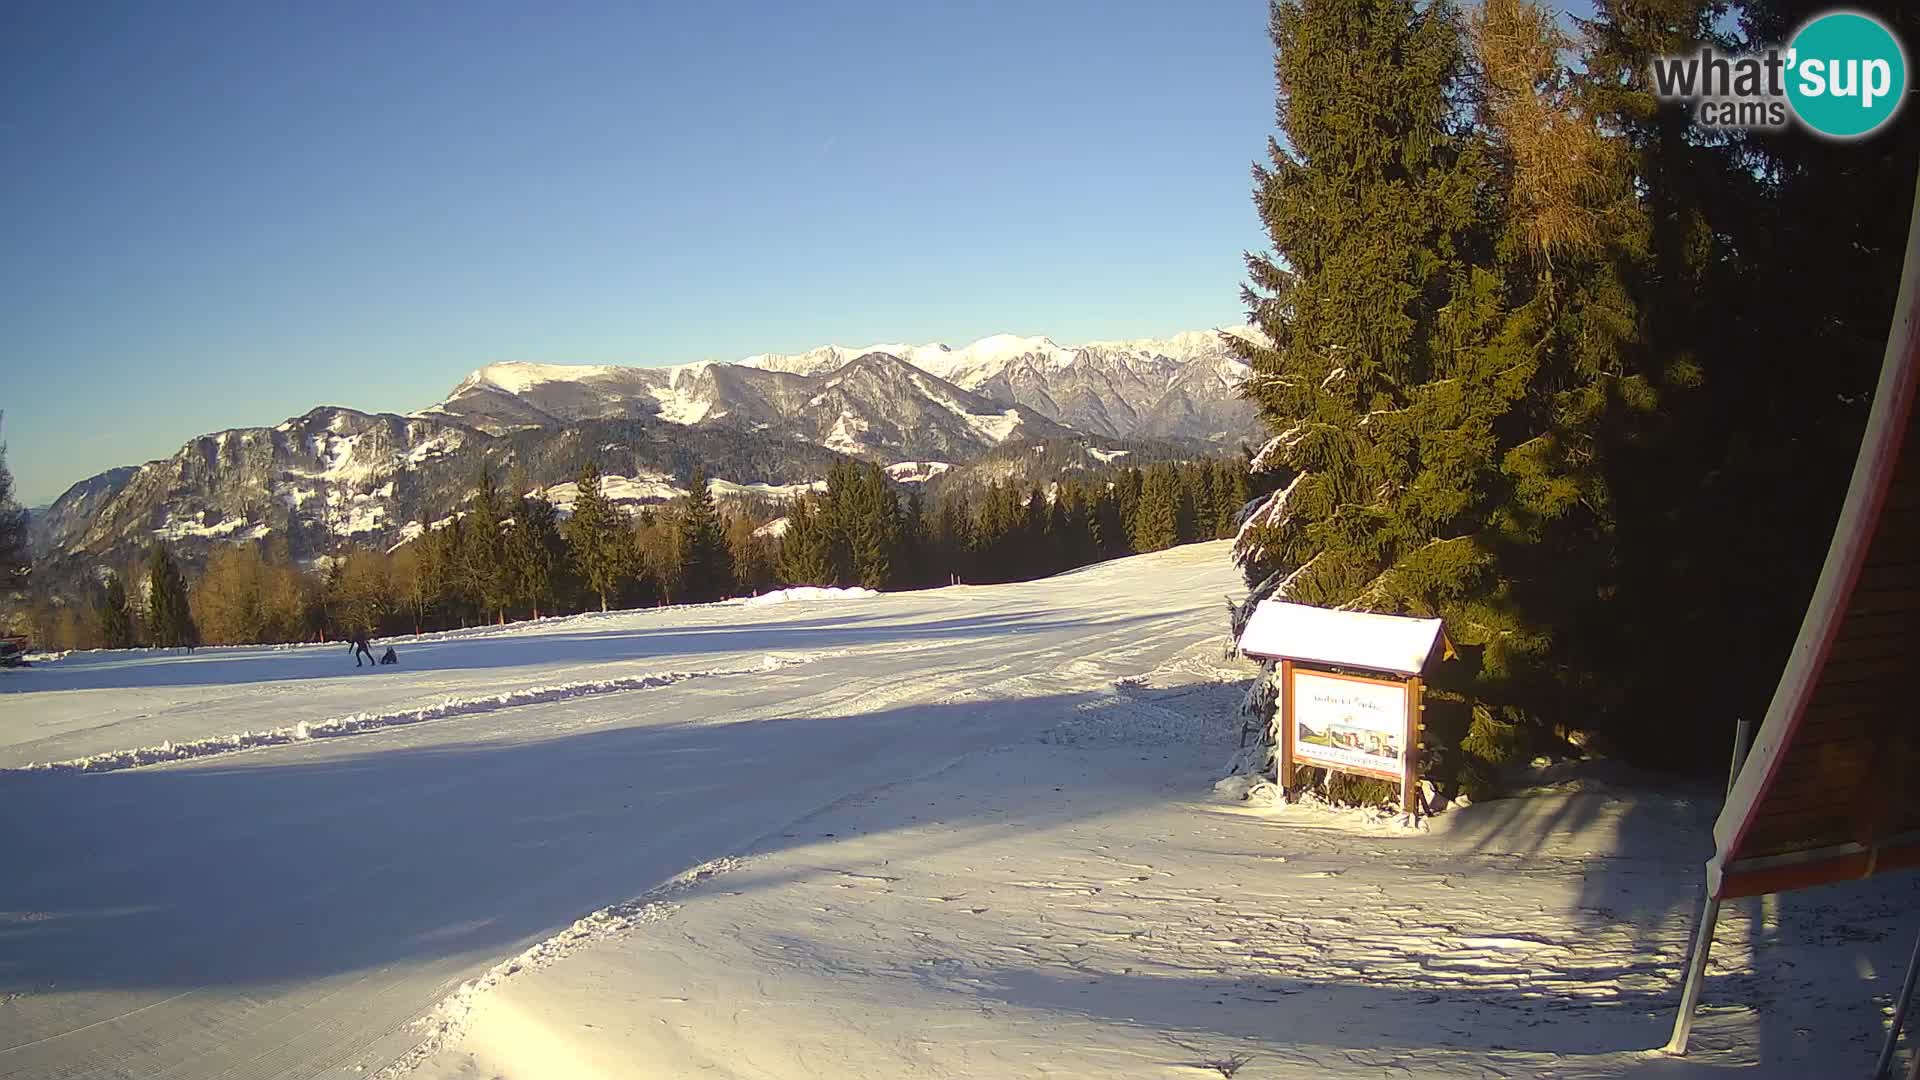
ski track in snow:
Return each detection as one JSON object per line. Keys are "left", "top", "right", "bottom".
{"left": 7, "top": 653, "right": 822, "bottom": 776}
{"left": 377, "top": 857, "right": 748, "bottom": 1079}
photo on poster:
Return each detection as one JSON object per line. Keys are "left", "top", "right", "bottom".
{"left": 1291, "top": 670, "right": 1409, "bottom": 779}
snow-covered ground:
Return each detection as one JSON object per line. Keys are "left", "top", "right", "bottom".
{"left": 412, "top": 665, "right": 1919, "bottom": 1080}
{"left": 2, "top": 540, "right": 1913, "bottom": 1079}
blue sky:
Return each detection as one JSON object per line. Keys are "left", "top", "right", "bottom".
{"left": 1, "top": 1, "right": 1595, "bottom": 507}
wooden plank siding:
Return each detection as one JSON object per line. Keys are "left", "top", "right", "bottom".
{"left": 1706, "top": 181, "right": 1920, "bottom": 903}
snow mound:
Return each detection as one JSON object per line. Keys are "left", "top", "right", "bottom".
{"left": 744, "top": 586, "right": 878, "bottom": 607}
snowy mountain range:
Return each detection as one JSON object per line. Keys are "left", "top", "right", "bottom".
{"left": 424, "top": 327, "right": 1260, "bottom": 450}
{"left": 32, "top": 329, "right": 1262, "bottom": 576}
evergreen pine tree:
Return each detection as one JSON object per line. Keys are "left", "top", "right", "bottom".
{"left": 673, "top": 466, "right": 733, "bottom": 604}
{"left": 1044, "top": 489, "right": 1070, "bottom": 573}
{"left": 1191, "top": 465, "right": 1217, "bottom": 543}
{"left": 933, "top": 491, "right": 974, "bottom": 584}
{"left": 1091, "top": 484, "right": 1126, "bottom": 557}
{"left": 567, "top": 462, "right": 629, "bottom": 612}
{"left": 1014, "top": 486, "right": 1042, "bottom": 574}
{"left": 900, "top": 491, "right": 931, "bottom": 589}
{"left": 1219, "top": 460, "right": 1251, "bottom": 538}
{"left": 1173, "top": 466, "right": 1199, "bottom": 544}
{"left": 508, "top": 491, "right": 565, "bottom": 618}
{"left": 845, "top": 464, "right": 901, "bottom": 590}
{"left": 95, "top": 572, "right": 136, "bottom": 648}
{"left": 143, "top": 543, "right": 198, "bottom": 648}
{"left": 776, "top": 497, "right": 837, "bottom": 585}
{"left": 1132, "top": 466, "right": 1181, "bottom": 553}
{"left": 429, "top": 517, "right": 475, "bottom": 626}
{"left": 1233, "top": 0, "right": 1488, "bottom": 610}
{"left": 1057, "top": 480, "right": 1093, "bottom": 568}
{"left": 461, "top": 469, "right": 514, "bottom": 623}
{"left": 973, "top": 482, "right": 1009, "bottom": 582}
{"left": 1115, "top": 468, "right": 1143, "bottom": 549}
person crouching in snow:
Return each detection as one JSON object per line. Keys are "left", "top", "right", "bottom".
{"left": 350, "top": 632, "right": 375, "bottom": 667}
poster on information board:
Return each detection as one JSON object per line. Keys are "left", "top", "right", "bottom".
{"left": 1290, "top": 669, "right": 1410, "bottom": 783}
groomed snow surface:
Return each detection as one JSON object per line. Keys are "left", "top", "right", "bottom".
{"left": 2, "top": 540, "right": 1914, "bottom": 1080}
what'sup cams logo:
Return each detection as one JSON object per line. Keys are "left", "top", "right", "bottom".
{"left": 1652, "top": 10, "right": 1908, "bottom": 139}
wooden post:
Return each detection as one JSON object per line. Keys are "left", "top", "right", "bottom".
{"left": 1278, "top": 658, "right": 1295, "bottom": 801}
{"left": 1403, "top": 675, "right": 1423, "bottom": 816}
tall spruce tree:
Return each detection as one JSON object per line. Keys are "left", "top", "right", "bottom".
{"left": 1115, "top": 468, "right": 1143, "bottom": 550}
{"left": 1173, "top": 467, "right": 1199, "bottom": 545}
{"left": 144, "top": 543, "right": 198, "bottom": 648}
{"left": 1190, "top": 466, "right": 1216, "bottom": 542}
{"left": 900, "top": 491, "right": 931, "bottom": 589}
{"left": 1132, "top": 466, "right": 1182, "bottom": 553}
{"left": 1057, "top": 480, "right": 1093, "bottom": 567}
{"left": 1090, "top": 484, "right": 1125, "bottom": 557}
{"left": 508, "top": 491, "right": 565, "bottom": 618}
{"left": 95, "top": 572, "right": 136, "bottom": 648}
{"left": 567, "top": 462, "right": 628, "bottom": 612}
{"left": 461, "top": 469, "right": 514, "bottom": 623}
{"left": 776, "top": 497, "right": 838, "bottom": 585}
{"left": 1233, "top": 0, "right": 1488, "bottom": 609}
{"left": 933, "top": 491, "right": 974, "bottom": 584}
{"left": 844, "top": 464, "right": 902, "bottom": 590}
{"left": 674, "top": 466, "right": 733, "bottom": 604}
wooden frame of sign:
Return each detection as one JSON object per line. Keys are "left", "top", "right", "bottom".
{"left": 1278, "top": 659, "right": 1423, "bottom": 816}
{"left": 1237, "top": 599, "right": 1445, "bottom": 818}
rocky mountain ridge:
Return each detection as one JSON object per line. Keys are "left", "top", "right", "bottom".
{"left": 33, "top": 328, "right": 1262, "bottom": 576}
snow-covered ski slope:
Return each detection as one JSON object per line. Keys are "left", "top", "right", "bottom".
{"left": 0, "top": 542, "right": 1241, "bottom": 1078}
{"left": 5, "top": 540, "right": 1915, "bottom": 1079}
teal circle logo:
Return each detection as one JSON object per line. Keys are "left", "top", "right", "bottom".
{"left": 1786, "top": 11, "right": 1907, "bottom": 139}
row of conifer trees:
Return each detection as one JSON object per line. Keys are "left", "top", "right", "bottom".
{"left": 30, "top": 456, "right": 1251, "bottom": 650}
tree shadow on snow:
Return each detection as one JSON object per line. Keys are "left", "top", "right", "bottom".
{"left": 0, "top": 691, "right": 1165, "bottom": 1000}
{"left": 1424, "top": 777, "right": 1919, "bottom": 1072}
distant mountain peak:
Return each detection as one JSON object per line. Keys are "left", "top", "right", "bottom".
{"left": 456, "top": 360, "right": 629, "bottom": 397}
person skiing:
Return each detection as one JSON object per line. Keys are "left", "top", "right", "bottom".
{"left": 349, "top": 631, "right": 375, "bottom": 668}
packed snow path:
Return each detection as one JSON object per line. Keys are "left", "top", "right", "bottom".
{"left": 0, "top": 542, "right": 1246, "bottom": 1079}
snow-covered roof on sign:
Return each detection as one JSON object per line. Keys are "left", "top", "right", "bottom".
{"left": 1236, "top": 600, "right": 1444, "bottom": 676}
